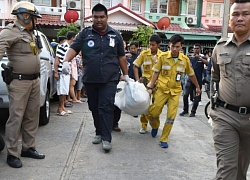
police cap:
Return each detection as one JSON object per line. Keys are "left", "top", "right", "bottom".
{"left": 11, "top": 1, "right": 42, "bottom": 18}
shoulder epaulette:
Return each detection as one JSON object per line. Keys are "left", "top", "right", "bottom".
{"left": 82, "top": 26, "right": 92, "bottom": 31}
{"left": 180, "top": 53, "right": 190, "bottom": 61}
{"left": 217, "top": 37, "right": 228, "bottom": 45}
{"left": 3, "top": 23, "right": 15, "bottom": 30}
{"left": 160, "top": 51, "right": 168, "bottom": 56}
{"left": 141, "top": 49, "right": 150, "bottom": 54}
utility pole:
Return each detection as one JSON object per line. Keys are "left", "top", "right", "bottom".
{"left": 80, "top": 0, "right": 85, "bottom": 30}
{"left": 221, "top": 0, "right": 231, "bottom": 38}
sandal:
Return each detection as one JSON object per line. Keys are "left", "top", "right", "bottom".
{"left": 80, "top": 98, "right": 86, "bottom": 102}
{"left": 64, "top": 102, "right": 73, "bottom": 107}
{"left": 67, "top": 110, "right": 73, "bottom": 114}
{"left": 56, "top": 111, "right": 68, "bottom": 116}
{"left": 72, "top": 100, "right": 83, "bottom": 103}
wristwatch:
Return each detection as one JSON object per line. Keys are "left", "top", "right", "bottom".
{"left": 147, "top": 86, "right": 153, "bottom": 90}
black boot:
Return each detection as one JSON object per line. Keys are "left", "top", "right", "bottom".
{"left": 179, "top": 111, "right": 188, "bottom": 116}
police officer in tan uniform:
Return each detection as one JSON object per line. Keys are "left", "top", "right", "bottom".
{"left": 0, "top": 2, "right": 45, "bottom": 168}
{"left": 210, "top": 0, "right": 250, "bottom": 179}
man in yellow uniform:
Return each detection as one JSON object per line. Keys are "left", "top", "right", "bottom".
{"left": 0, "top": 2, "right": 45, "bottom": 168}
{"left": 133, "top": 34, "right": 162, "bottom": 134}
{"left": 147, "top": 34, "right": 201, "bottom": 148}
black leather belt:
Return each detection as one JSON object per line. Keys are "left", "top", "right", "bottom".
{"left": 12, "top": 73, "right": 39, "bottom": 80}
{"left": 217, "top": 99, "right": 250, "bottom": 114}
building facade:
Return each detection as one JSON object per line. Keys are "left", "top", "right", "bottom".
{"left": 0, "top": 0, "right": 234, "bottom": 53}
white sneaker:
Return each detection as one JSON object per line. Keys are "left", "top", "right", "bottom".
{"left": 189, "top": 101, "right": 193, "bottom": 105}
{"left": 92, "top": 135, "right": 101, "bottom": 144}
{"left": 139, "top": 128, "right": 147, "bottom": 134}
{"left": 102, "top": 140, "right": 112, "bottom": 151}
{"left": 199, "top": 102, "right": 203, "bottom": 106}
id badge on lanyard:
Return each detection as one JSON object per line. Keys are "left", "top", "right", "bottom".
{"left": 176, "top": 72, "right": 181, "bottom": 81}
{"left": 109, "top": 38, "right": 115, "bottom": 47}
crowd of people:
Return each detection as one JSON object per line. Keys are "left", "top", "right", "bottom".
{"left": 53, "top": 31, "right": 87, "bottom": 117}
{"left": 52, "top": 34, "right": 86, "bottom": 116}
{"left": 1, "top": 1, "right": 250, "bottom": 180}
{"left": 180, "top": 44, "right": 209, "bottom": 117}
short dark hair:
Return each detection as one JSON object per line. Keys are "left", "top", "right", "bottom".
{"left": 149, "top": 34, "right": 161, "bottom": 44}
{"left": 234, "top": 0, "right": 250, "bottom": 3}
{"left": 169, "top": 34, "right": 184, "bottom": 45}
{"left": 58, "top": 36, "right": 66, "bottom": 43}
{"left": 129, "top": 41, "right": 139, "bottom": 48}
{"left": 92, "top": 3, "right": 108, "bottom": 15}
{"left": 194, "top": 44, "right": 201, "bottom": 49}
{"left": 66, "top": 31, "right": 76, "bottom": 40}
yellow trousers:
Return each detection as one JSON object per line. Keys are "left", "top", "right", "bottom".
{"left": 147, "top": 89, "right": 180, "bottom": 142}
{"left": 140, "top": 114, "right": 148, "bottom": 129}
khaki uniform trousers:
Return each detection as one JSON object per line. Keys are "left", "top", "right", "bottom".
{"left": 6, "top": 78, "right": 40, "bottom": 157}
{"left": 147, "top": 88, "right": 180, "bottom": 142}
{"left": 210, "top": 106, "right": 250, "bottom": 180}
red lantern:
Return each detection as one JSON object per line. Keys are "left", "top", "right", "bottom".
{"left": 157, "top": 17, "right": 171, "bottom": 30}
{"left": 64, "top": 10, "right": 79, "bottom": 23}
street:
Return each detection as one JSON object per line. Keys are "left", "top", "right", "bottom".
{"left": 0, "top": 93, "right": 249, "bottom": 180}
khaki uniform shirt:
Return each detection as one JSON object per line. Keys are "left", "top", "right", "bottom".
{"left": 153, "top": 51, "right": 194, "bottom": 95}
{"left": 0, "top": 21, "right": 40, "bottom": 75}
{"left": 212, "top": 35, "right": 250, "bottom": 107}
{"left": 133, "top": 49, "right": 162, "bottom": 81}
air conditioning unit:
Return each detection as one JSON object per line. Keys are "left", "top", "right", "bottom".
{"left": 185, "top": 16, "right": 197, "bottom": 25}
{"left": 67, "top": 0, "right": 81, "bottom": 10}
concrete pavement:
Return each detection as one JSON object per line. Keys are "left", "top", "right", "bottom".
{"left": 0, "top": 92, "right": 250, "bottom": 180}
{"left": 66, "top": 93, "right": 217, "bottom": 180}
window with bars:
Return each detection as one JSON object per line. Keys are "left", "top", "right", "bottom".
{"left": 206, "top": 3, "right": 223, "bottom": 18}
{"left": 131, "top": 0, "right": 141, "bottom": 12}
{"left": 32, "top": 0, "right": 51, "bottom": 6}
{"left": 150, "top": 0, "right": 157, "bottom": 13}
{"left": 92, "top": 0, "right": 111, "bottom": 9}
{"left": 206, "top": 3, "right": 212, "bottom": 17}
{"left": 187, "top": 0, "right": 197, "bottom": 15}
{"left": 150, "top": 0, "right": 168, "bottom": 14}
{"left": 159, "top": 0, "right": 168, "bottom": 14}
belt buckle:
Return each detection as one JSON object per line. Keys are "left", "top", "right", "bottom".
{"left": 239, "top": 107, "right": 247, "bottom": 114}
{"left": 18, "top": 75, "right": 21, "bottom": 80}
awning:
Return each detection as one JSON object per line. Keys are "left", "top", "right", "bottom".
{"left": 84, "top": 21, "right": 139, "bottom": 31}
{"left": 164, "top": 33, "right": 218, "bottom": 41}
{"left": 180, "top": 34, "right": 218, "bottom": 41}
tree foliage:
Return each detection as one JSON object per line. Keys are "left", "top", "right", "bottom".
{"left": 57, "top": 23, "right": 80, "bottom": 37}
{"left": 130, "top": 25, "right": 154, "bottom": 48}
